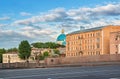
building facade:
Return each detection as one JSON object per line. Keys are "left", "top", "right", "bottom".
{"left": 110, "top": 31, "right": 120, "bottom": 54}
{"left": 66, "top": 25, "right": 120, "bottom": 57}
{"left": 31, "top": 47, "right": 53, "bottom": 57}
{"left": 3, "top": 52, "right": 25, "bottom": 63}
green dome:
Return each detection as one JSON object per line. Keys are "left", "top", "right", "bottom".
{"left": 57, "top": 34, "right": 66, "bottom": 41}
{"left": 56, "top": 29, "right": 66, "bottom": 46}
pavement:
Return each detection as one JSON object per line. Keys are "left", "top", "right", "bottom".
{"left": 0, "top": 65, "right": 120, "bottom": 79}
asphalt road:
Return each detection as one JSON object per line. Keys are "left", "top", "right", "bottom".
{"left": 0, "top": 65, "right": 120, "bottom": 79}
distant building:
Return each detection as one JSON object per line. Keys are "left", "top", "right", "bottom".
{"left": 110, "top": 31, "right": 120, "bottom": 54}
{"left": 31, "top": 47, "right": 66, "bottom": 58}
{"left": 31, "top": 47, "right": 52, "bottom": 60}
{"left": 3, "top": 52, "right": 25, "bottom": 63}
{"left": 66, "top": 25, "right": 120, "bottom": 57}
{"left": 56, "top": 29, "right": 66, "bottom": 46}
{"left": 57, "top": 47, "right": 66, "bottom": 57}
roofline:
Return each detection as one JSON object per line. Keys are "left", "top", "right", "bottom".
{"left": 67, "top": 25, "right": 120, "bottom": 35}
{"left": 67, "top": 26, "right": 104, "bottom": 35}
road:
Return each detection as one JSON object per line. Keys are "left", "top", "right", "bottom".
{"left": 0, "top": 65, "right": 120, "bottom": 79}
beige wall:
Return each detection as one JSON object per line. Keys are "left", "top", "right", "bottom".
{"left": 110, "top": 31, "right": 120, "bottom": 54}
{"left": 3, "top": 53, "right": 25, "bottom": 63}
{"left": 45, "top": 54, "right": 120, "bottom": 65}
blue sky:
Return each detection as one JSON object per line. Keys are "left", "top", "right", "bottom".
{"left": 0, "top": 0, "right": 120, "bottom": 48}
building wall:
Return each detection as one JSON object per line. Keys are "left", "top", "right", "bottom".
{"left": 3, "top": 53, "right": 24, "bottom": 63}
{"left": 66, "top": 25, "right": 120, "bottom": 57}
{"left": 66, "top": 30, "right": 102, "bottom": 57}
{"left": 110, "top": 31, "right": 120, "bottom": 54}
{"left": 45, "top": 54, "right": 120, "bottom": 66}
{"left": 31, "top": 48, "right": 52, "bottom": 55}
{"left": 102, "top": 26, "right": 120, "bottom": 54}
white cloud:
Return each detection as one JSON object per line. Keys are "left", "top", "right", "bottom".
{"left": 92, "top": 4, "right": 120, "bottom": 15}
{"left": 0, "top": 24, "right": 7, "bottom": 27}
{"left": 13, "top": 8, "right": 67, "bottom": 26}
{"left": 19, "top": 26, "right": 57, "bottom": 38}
{"left": 68, "top": 4, "right": 120, "bottom": 17}
{"left": 20, "top": 12, "right": 31, "bottom": 16}
{"left": 111, "top": 20, "right": 120, "bottom": 25}
{"left": 1, "top": 3, "right": 120, "bottom": 48}
{"left": 20, "top": 26, "right": 34, "bottom": 30}
{"left": 0, "top": 16, "right": 10, "bottom": 20}
{"left": 13, "top": 3, "right": 120, "bottom": 28}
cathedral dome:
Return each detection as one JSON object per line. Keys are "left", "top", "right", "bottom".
{"left": 57, "top": 34, "right": 66, "bottom": 41}
{"left": 56, "top": 29, "right": 66, "bottom": 46}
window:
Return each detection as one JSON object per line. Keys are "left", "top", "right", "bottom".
{"left": 67, "top": 47, "right": 69, "bottom": 51}
{"left": 88, "top": 34, "right": 89, "bottom": 37}
{"left": 96, "top": 43, "right": 100, "bottom": 48}
{"left": 115, "top": 35, "right": 120, "bottom": 41}
{"left": 115, "top": 37, "right": 118, "bottom": 40}
{"left": 81, "top": 35, "right": 83, "bottom": 39}
{"left": 96, "top": 51, "right": 100, "bottom": 55}
{"left": 96, "top": 32, "right": 100, "bottom": 36}
{"left": 116, "top": 45, "right": 118, "bottom": 48}
{"left": 96, "top": 38, "right": 100, "bottom": 42}
{"left": 93, "top": 33, "right": 94, "bottom": 37}
{"left": 91, "top": 33, "right": 92, "bottom": 37}
{"left": 88, "top": 52, "right": 89, "bottom": 55}
{"left": 78, "top": 36, "right": 80, "bottom": 39}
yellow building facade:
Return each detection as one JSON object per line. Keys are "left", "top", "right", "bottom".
{"left": 66, "top": 25, "right": 120, "bottom": 57}
{"left": 3, "top": 53, "right": 25, "bottom": 63}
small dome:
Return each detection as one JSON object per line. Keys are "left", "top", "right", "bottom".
{"left": 57, "top": 34, "right": 66, "bottom": 41}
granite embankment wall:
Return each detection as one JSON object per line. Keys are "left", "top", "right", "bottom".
{"left": 1, "top": 54, "right": 120, "bottom": 69}
{"left": 45, "top": 54, "right": 120, "bottom": 66}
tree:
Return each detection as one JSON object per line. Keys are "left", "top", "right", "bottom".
{"left": 38, "top": 51, "right": 50, "bottom": 60}
{"left": 0, "top": 48, "right": 6, "bottom": 63}
{"left": 18, "top": 40, "right": 31, "bottom": 61}
{"left": 53, "top": 49, "right": 60, "bottom": 55}
{"left": 31, "top": 42, "right": 45, "bottom": 48}
{"left": 31, "top": 42, "right": 65, "bottom": 49}
{"left": 43, "top": 51, "right": 49, "bottom": 57}
{"left": 7, "top": 48, "right": 18, "bottom": 52}
{"left": 39, "top": 55, "right": 44, "bottom": 60}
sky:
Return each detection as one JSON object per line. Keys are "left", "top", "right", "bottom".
{"left": 0, "top": 0, "right": 120, "bottom": 49}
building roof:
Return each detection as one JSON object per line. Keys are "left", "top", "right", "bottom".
{"left": 67, "top": 26, "right": 105, "bottom": 35}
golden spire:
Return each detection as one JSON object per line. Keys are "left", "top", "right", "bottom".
{"left": 61, "top": 29, "right": 64, "bottom": 34}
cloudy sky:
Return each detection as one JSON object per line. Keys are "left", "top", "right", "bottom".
{"left": 0, "top": 0, "right": 120, "bottom": 48}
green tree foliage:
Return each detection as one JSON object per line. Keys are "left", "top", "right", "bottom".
{"left": 0, "top": 48, "right": 6, "bottom": 63}
{"left": 18, "top": 40, "right": 31, "bottom": 60}
{"left": 39, "top": 55, "right": 44, "bottom": 60}
{"left": 31, "top": 42, "right": 45, "bottom": 48}
{"left": 53, "top": 49, "right": 60, "bottom": 55}
{"left": 43, "top": 51, "right": 49, "bottom": 57}
{"left": 38, "top": 51, "right": 50, "bottom": 60}
{"left": 31, "top": 42, "right": 65, "bottom": 49}
{"left": 7, "top": 48, "right": 18, "bottom": 52}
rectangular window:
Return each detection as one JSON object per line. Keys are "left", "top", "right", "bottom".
{"left": 96, "top": 38, "right": 100, "bottom": 42}
{"left": 96, "top": 32, "right": 100, "bottom": 36}
{"left": 96, "top": 43, "right": 100, "bottom": 48}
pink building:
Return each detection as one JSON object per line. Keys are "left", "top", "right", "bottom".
{"left": 110, "top": 31, "right": 120, "bottom": 54}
